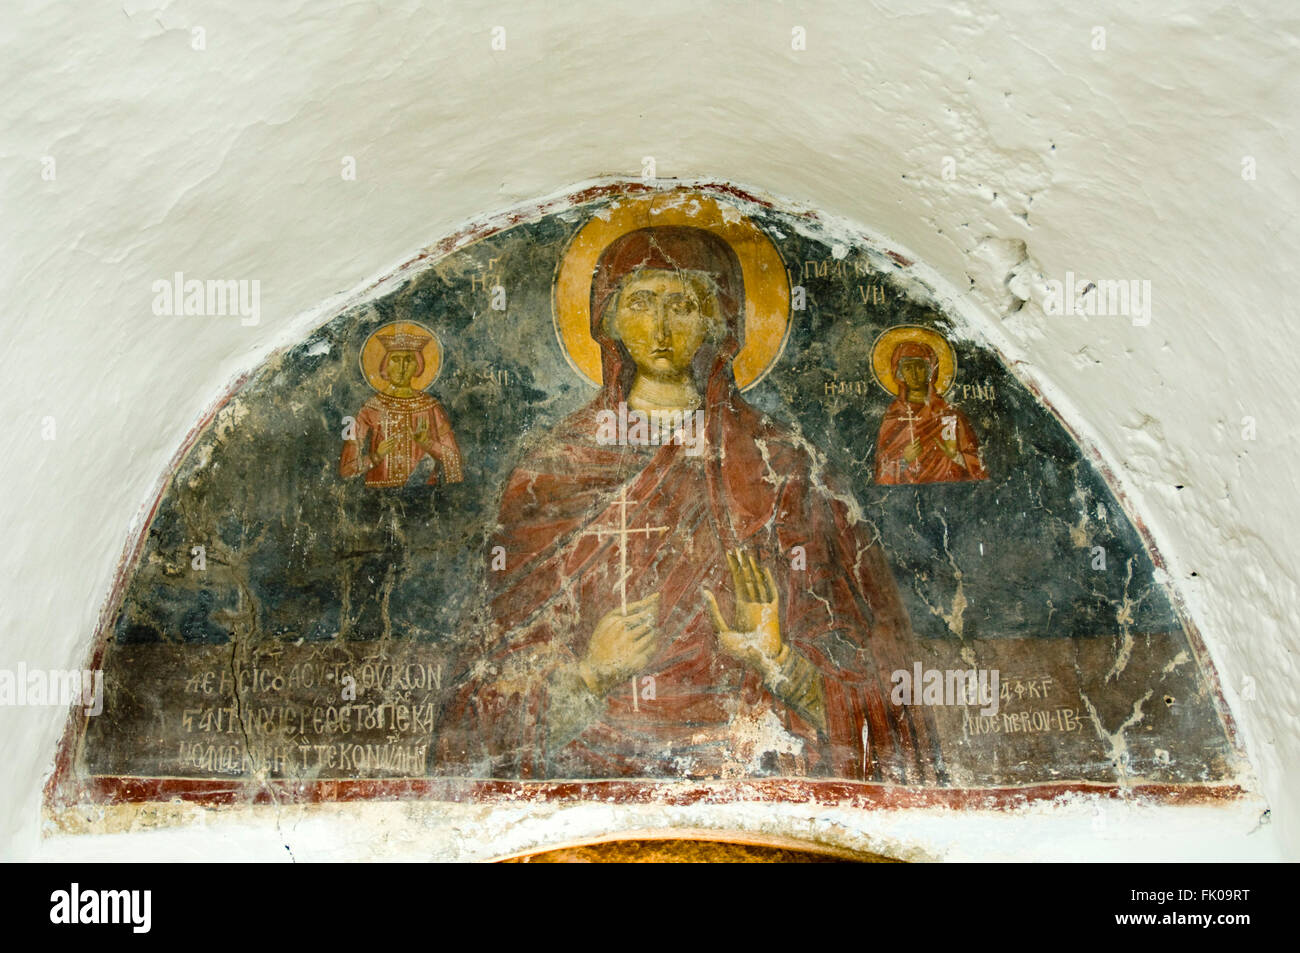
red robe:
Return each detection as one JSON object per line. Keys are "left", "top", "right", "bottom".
{"left": 339, "top": 392, "right": 463, "bottom": 488}
{"left": 433, "top": 226, "right": 941, "bottom": 784}
{"left": 874, "top": 394, "right": 988, "bottom": 485}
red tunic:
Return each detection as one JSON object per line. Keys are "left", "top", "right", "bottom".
{"left": 339, "top": 392, "right": 463, "bottom": 488}
{"left": 874, "top": 393, "right": 988, "bottom": 485}
{"left": 434, "top": 404, "right": 940, "bottom": 782}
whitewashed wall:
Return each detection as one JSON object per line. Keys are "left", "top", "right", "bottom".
{"left": 2, "top": 0, "right": 1294, "bottom": 860}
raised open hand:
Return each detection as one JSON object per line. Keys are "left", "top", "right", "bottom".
{"left": 703, "top": 549, "right": 785, "bottom": 671}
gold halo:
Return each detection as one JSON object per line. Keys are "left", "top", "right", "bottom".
{"left": 870, "top": 325, "right": 957, "bottom": 397}
{"left": 360, "top": 321, "right": 443, "bottom": 394}
{"left": 553, "top": 190, "right": 791, "bottom": 391}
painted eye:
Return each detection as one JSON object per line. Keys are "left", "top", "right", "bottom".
{"left": 626, "top": 293, "right": 653, "bottom": 311}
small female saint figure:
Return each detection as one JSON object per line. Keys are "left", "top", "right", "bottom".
{"left": 340, "top": 322, "right": 463, "bottom": 488}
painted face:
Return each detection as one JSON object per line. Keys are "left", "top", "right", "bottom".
{"left": 384, "top": 350, "right": 420, "bottom": 388}
{"left": 612, "top": 270, "right": 715, "bottom": 381}
{"left": 898, "top": 356, "right": 932, "bottom": 395}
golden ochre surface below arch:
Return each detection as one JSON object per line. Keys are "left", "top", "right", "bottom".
{"left": 497, "top": 836, "right": 900, "bottom": 863}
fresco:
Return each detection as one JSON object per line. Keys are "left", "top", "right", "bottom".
{"left": 48, "top": 183, "right": 1246, "bottom": 814}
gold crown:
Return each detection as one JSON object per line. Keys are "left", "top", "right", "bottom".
{"left": 377, "top": 331, "right": 431, "bottom": 352}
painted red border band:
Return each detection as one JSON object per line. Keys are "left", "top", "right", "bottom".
{"left": 61, "top": 775, "right": 1246, "bottom": 811}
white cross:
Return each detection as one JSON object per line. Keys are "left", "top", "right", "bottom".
{"left": 896, "top": 401, "right": 924, "bottom": 477}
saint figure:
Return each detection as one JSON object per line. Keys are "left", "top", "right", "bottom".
{"left": 340, "top": 326, "right": 463, "bottom": 488}
{"left": 873, "top": 337, "right": 988, "bottom": 485}
{"left": 434, "top": 225, "right": 940, "bottom": 783}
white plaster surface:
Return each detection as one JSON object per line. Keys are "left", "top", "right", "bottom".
{"left": 1, "top": 0, "right": 1295, "bottom": 860}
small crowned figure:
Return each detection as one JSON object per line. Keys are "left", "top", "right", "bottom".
{"left": 340, "top": 322, "right": 464, "bottom": 488}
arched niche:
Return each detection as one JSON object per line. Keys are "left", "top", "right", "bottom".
{"left": 495, "top": 834, "right": 897, "bottom": 863}
{"left": 45, "top": 180, "right": 1250, "bottom": 841}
